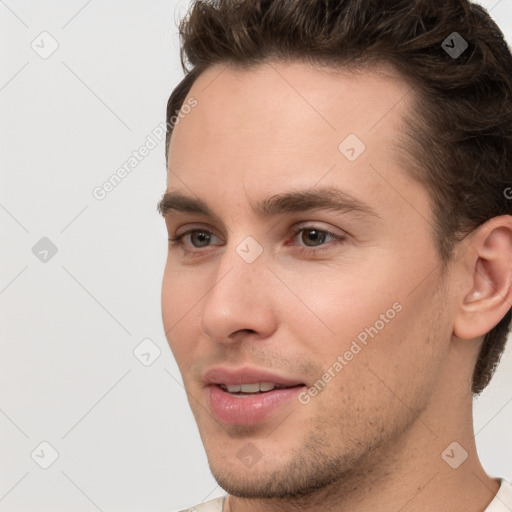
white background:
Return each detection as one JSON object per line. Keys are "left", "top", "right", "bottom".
{"left": 0, "top": 1, "right": 511, "bottom": 510}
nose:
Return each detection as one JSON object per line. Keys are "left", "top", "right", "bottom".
{"left": 200, "top": 243, "right": 278, "bottom": 344}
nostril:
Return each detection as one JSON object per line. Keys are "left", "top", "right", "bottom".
{"left": 231, "top": 328, "right": 256, "bottom": 337}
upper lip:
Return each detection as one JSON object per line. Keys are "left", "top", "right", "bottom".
{"left": 204, "top": 366, "right": 305, "bottom": 387}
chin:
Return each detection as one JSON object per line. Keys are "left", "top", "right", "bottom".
{"left": 203, "top": 432, "right": 360, "bottom": 501}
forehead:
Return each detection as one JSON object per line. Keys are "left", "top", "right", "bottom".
{"left": 169, "top": 61, "right": 412, "bottom": 167}
{"left": 171, "top": 61, "right": 411, "bottom": 144}
{"left": 166, "top": 60, "right": 428, "bottom": 223}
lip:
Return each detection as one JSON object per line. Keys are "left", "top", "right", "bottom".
{"left": 204, "top": 366, "right": 306, "bottom": 425}
{"left": 203, "top": 366, "right": 305, "bottom": 387}
{"left": 208, "top": 384, "right": 305, "bottom": 425}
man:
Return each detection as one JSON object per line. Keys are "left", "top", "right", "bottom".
{"left": 158, "top": 0, "right": 512, "bottom": 510}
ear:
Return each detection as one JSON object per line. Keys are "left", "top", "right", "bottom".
{"left": 453, "top": 215, "right": 512, "bottom": 340}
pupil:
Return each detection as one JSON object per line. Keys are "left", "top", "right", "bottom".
{"left": 303, "top": 229, "right": 325, "bottom": 246}
{"left": 192, "top": 232, "right": 210, "bottom": 247}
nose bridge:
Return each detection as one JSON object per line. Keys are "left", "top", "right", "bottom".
{"left": 200, "top": 236, "right": 275, "bottom": 342}
{"left": 205, "top": 237, "right": 264, "bottom": 311}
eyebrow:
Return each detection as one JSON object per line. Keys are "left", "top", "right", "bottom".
{"left": 157, "top": 186, "right": 380, "bottom": 220}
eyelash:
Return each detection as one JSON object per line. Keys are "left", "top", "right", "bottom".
{"left": 168, "top": 225, "right": 346, "bottom": 255}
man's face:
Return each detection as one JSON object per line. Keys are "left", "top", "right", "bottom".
{"left": 161, "top": 62, "right": 456, "bottom": 498}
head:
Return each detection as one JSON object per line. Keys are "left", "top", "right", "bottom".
{"left": 159, "top": 0, "right": 512, "bottom": 501}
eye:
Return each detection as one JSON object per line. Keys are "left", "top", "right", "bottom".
{"left": 290, "top": 225, "right": 346, "bottom": 253}
{"left": 168, "top": 229, "right": 222, "bottom": 249}
{"left": 168, "top": 225, "right": 346, "bottom": 254}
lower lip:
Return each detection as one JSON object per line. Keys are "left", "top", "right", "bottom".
{"left": 208, "top": 385, "right": 305, "bottom": 425}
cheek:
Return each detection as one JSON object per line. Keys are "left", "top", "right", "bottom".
{"left": 280, "top": 261, "right": 404, "bottom": 360}
{"left": 284, "top": 254, "right": 447, "bottom": 385}
{"left": 161, "top": 263, "right": 201, "bottom": 362}
{"left": 329, "top": 279, "right": 450, "bottom": 414}
{"left": 304, "top": 294, "right": 449, "bottom": 448}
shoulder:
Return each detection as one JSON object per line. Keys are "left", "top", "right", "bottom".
{"left": 173, "top": 496, "right": 227, "bottom": 512}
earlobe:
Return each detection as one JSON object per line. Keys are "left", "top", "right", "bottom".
{"left": 453, "top": 217, "right": 512, "bottom": 340}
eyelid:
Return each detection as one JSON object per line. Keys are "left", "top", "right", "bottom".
{"left": 292, "top": 222, "right": 347, "bottom": 238}
{"left": 171, "top": 222, "right": 223, "bottom": 240}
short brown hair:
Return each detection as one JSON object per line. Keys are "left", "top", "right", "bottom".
{"left": 165, "top": 0, "right": 512, "bottom": 394}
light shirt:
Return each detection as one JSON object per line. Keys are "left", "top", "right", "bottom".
{"left": 177, "top": 496, "right": 226, "bottom": 511}
{"left": 176, "top": 478, "right": 512, "bottom": 511}
{"left": 486, "top": 479, "right": 512, "bottom": 511}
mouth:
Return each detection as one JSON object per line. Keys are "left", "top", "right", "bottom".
{"left": 204, "top": 367, "right": 307, "bottom": 425}
{"left": 217, "top": 382, "right": 303, "bottom": 396}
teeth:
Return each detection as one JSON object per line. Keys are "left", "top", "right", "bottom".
{"left": 223, "top": 382, "right": 278, "bottom": 393}
{"left": 239, "top": 383, "right": 261, "bottom": 393}
{"left": 225, "top": 384, "right": 242, "bottom": 393}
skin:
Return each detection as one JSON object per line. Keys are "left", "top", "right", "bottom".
{"left": 161, "top": 61, "right": 512, "bottom": 511}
